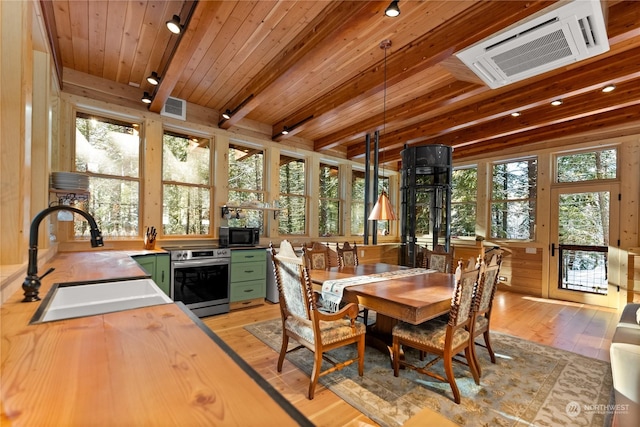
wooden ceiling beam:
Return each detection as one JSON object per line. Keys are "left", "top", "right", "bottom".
{"left": 347, "top": 48, "right": 640, "bottom": 159}
{"left": 218, "top": 1, "right": 376, "bottom": 130}
{"left": 271, "top": 0, "right": 554, "bottom": 141}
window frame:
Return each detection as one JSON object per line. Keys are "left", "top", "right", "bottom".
{"left": 73, "top": 110, "right": 143, "bottom": 239}
{"left": 161, "top": 129, "right": 213, "bottom": 237}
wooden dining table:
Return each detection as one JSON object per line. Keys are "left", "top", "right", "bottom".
{"left": 309, "top": 263, "right": 456, "bottom": 354}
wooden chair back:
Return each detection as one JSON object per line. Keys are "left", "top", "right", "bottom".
{"left": 336, "top": 242, "right": 358, "bottom": 267}
{"left": 302, "top": 242, "right": 331, "bottom": 270}
{"left": 422, "top": 244, "right": 453, "bottom": 273}
{"left": 271, "top": 241, "right": 315, "bottom": 321}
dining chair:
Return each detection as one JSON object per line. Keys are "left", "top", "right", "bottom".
{"left": 471, "top": 252, "right": 503, "bottom": 376}
{"left": 336, "top": 242, "right": 370, "bottom": 324}
{"left": 422, "top": 244, "right": 454, "bottom": 273}
{"left": 391, "top": 267, "right": 481, "bottom": 404}
{"left": 302, "top": 242, "right": 331, "bottom": 270}
{"left": 270, "top": 240, "right": 366, "bottom": 399}
{"left": 336, "top": 241, "right": 358, "bottom": 267}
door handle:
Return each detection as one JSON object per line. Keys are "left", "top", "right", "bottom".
{"left": 551, "top": 243, "right": 556, "bottom": 257}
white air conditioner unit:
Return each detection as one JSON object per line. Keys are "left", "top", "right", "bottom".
{"left": 456, "top": 0, "right": 609, "bottom": 89}
{"left": 161, "top": 96, "right": 187, "bottom": 121}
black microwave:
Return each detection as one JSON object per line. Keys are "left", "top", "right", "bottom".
{"left": 219, "top": 226, "right": 260, "bottom": 247}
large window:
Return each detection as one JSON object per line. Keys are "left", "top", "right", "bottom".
{"left": 279, "top": 155, "right": 306, "bottom": 235}
{"left": 376, "top": 176, "right": 391, "bottom": 235}
{"left": 228, "top": 143, "right": 265, "bottom": 229}
{"left": 351, "top": 170, "right": 366, "bottom": 235}
{"left": 451, "top": 167, "right": 477, "bottom": 237}
{"left": 491, "top": 158, "right": 537, "bottom": 240}
{"left": 162, "top": 131, "right": 211, "bottom": 236}
{"left": 319, "top": 163, "right": 340, "bottom": 236}
{"left": 75, "top": 112, "right": 140, "bottom": 238}
{"left": 556, "top": 148, "right": 617, "bottom": 183}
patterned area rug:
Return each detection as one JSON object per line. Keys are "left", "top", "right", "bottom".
{"left": 245, "top": 319, "right": 613, "bottom": 427}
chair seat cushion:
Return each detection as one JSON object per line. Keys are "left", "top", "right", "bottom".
{"left": 286, "top": 316, "right": 365, "bottom": 346}
{"left": 393, "top": 320, "right": 470, "bottom": 350}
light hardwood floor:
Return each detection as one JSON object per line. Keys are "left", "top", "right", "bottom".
{"left": 202, "top": 290, "right": 620, "bottom": 426}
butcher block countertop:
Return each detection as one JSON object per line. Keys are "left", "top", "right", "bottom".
{"left": 1, "top": 251, "right": 310, "bottom": 426}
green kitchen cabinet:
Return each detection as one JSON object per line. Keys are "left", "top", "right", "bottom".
{"left": 133, "top": 253, "right": 170, "bottom": 296}
{"left": 230, "top": 249, "right": 266, "bottom": 309}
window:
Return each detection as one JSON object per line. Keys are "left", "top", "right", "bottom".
{"left": 228, "top": 143, "right": 265, "bottom": 229}
{"left": 319, "top": 163, "right": 340, "bottom": 236}
{"left": 162, "top": 131, "right": 211, "bottom": 236}
{"left": 491, "top": 158, "right": 537, "bottom": 240}
{"left": 75, "top": 112, "right": 140, "bottom": 238}
{"left": 451, "top": 167, "right": 477, "bottom": 237}
{"left": 351, "top": 170, "right": 366, "bottom": 235}
{"left": 556, "top": 148, "right": 617, "bottom": 183}
{"left": 279, "top": 154, "right": 306, "bottom": 235}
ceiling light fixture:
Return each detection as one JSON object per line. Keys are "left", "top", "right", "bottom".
{"left": 166, "top": 15, "right": 182, "bottom": 34}
{"left": 511, "top": 111, "right": 521, "bottom": 117}
{"left": 369, "top": 39, "right": 397, "bottom": 222}
{"left": 551, "top": 99, "right": 563, "bottom": 106}
{"left": 218, "top": 94, "right": 255, "bottom": 126}
{"left": 281, "top": 126, "right": 289, "bottom": 135}
{"left": 146, "top": 72, "right": 160, "bottom": 86}
{"left": 141, "top": 92, "right": 153, "bottom": 104}
{"left": 385, "top": 1, "right": 401, "bottom": 17}
{"left": 602, "top": 84, "right": 616, "bottom": 93}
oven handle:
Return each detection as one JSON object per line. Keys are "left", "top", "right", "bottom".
{"left": 172, "top": 258, "right": 229, "bottom": 268}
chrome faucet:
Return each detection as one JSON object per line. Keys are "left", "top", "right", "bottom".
{"left": 22, "top": 206, "right": 104, "bottom": 302}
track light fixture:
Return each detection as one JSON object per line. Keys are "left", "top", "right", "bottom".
{"left": 217, "top": 94, "right": 255, "bottom": 126}
{"left": 385, "top": 1, "right": 401, "bottom": 17}
{"left": 272, "top": 115, "right": 314, "bottom": 139}
{"left": 146, "top": 72, "right": 160, "bottom": 86}
{"left": 551, "top": 99, "right": 563, "bottom": 106}
{"left": 281, "top": 126, "right": 289, "bottom": 135}
{"left": 166, "top": 15, "right": 182, "bottom": 34}
{"left": 141, "top": 92, "right": 153, "bottom": 104}
{"left": 602, "top": 84, "right": 616, "bottom": 93}
{"left": 511, "top": 111, "right": 521, "bottom": 117}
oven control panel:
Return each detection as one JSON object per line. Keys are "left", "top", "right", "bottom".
{"left": 167, "top": 247, "right": 230, "bottom": 260}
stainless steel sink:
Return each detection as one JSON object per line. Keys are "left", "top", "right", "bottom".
{"left": 31, "top": 278, "right": 173, "bottom": 323}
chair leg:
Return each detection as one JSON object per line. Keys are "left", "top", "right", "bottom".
{"left": 308, "top": 349, "right": 323, "bottom": 399}
{"left": 363, "top": 308, "right": 369, "bottom": 325}
{"left": 472, "top": 339, "right": 482, "bottom": 378}
{"left": 484, "top": 330, "right": 496, "bottom": 363}
{"left": 277, "top": 333, "right": 289, "bottom": 372}
{"left": 442, "top": 351, "right": 461, "bottom": 404}
{"left": 357, "top": 336, "right": 365, "bottom": 376}
{"left": 465, "top": 346, "right": 480, "bottom": 385}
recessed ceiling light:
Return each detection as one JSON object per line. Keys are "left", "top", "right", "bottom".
{"left": 511, "top": 112, "right": 521, "bottom": 117}
{"left": 602, "top": 84, "right": 616, "bottom": 93}
{"left": 551, "top": 99, "right": 563, "bottom": 106}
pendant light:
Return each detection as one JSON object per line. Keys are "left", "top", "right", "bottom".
{"left": 369, "top": 39, "right": 397, "bottom": 221}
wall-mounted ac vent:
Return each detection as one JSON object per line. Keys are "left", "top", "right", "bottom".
{"left": 161, "top": 96, "right": 187, "bottom": 121}
{"left": 456, "top": 0, "right": 609, "bottom": 89}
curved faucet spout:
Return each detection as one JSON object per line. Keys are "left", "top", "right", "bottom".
{"left": 23, "top": 206, "right": 104, "bottom": 302}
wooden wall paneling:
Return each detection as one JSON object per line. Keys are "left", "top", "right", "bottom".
{"left": 142, "top": 119, "right": 163, "bottom": 235}
{"left": 1, "top": 0, "right": 30, "bottom": 265}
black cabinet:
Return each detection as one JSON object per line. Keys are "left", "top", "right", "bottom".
{"left": 400, "top": 145, "right": 452, "bottom": 267}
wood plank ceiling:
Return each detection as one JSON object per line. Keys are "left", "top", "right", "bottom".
{"left": 41, "top": 0, "right": 640, "bottom": 166}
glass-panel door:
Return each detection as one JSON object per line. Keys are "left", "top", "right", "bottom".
{"left": 548, "top": 184, "right": 618, "bottom": 307}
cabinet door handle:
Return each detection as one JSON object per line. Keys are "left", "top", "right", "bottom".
{"left": 161, "top": 271, "right": 165, "bottom": 281}
{"left": 244, "top": 270, "right": 254, "bottom": 273}
{"left": 244, "top": 289, "right": 254, "bottom": 293}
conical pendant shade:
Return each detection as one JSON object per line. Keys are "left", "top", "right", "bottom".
{"left": 368, "top": 191, "right": 397, "bottom": 221}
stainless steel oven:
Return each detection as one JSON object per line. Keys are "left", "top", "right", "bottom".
{"left": 164, "top": 246, "right": 231, "bottom": 317}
